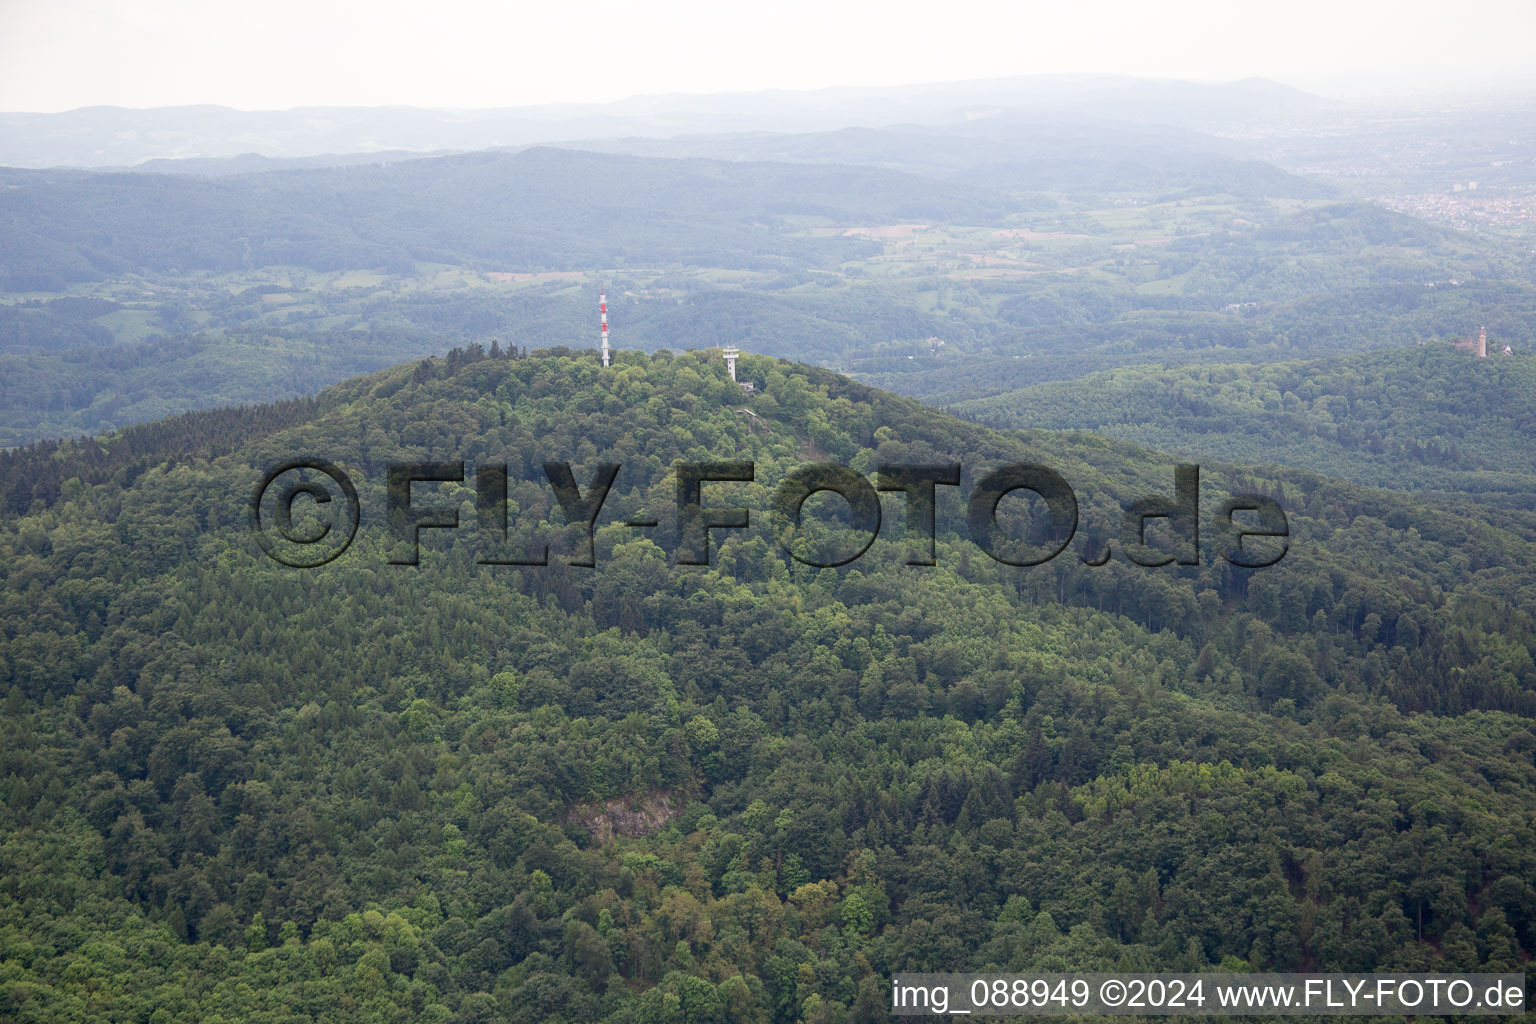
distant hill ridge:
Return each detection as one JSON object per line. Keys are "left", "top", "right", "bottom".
{"left": 0, "top": 146, "right": 1009, "bottom": 291}
{"left": 0, "top": 74, "right": 1326, "bottom": 167}
{"left": 954, "top": 343, "right": 1536, "bottom": 504}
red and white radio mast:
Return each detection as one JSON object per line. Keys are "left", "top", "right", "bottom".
{"left": 600, "top": 290, "right": 610, "bottom": 367}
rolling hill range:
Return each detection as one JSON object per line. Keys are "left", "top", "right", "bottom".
{"left": 3, "top": 132, "right": 1532, "bottom": 450}
{"left": 0, "top": 76, "right": 1326, "bottom": 168}
{"left": 563, "top": 114, "right": 1335, "bottom": 202}
{"left": 1, "top": 349, "right": 1533, "bottom": 1021}
{"left": 953, "top": 344, "right": 1536, "bottom": 505}
{"left": 0, "top": 147, "right": 1014, "bottom": 292}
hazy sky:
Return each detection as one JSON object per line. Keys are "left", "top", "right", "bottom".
{"left": 2, "top": 0, "right": 1533, "bottom": 112}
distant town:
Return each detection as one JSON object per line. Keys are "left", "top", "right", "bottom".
{"left": 1373, "top": 185, "right": 1536, "bottom": 238}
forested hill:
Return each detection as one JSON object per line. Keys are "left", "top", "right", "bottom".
{"left": 2, "top": 349, "right": 1534, "bottom": 1022}
{"left": 0, "top": 147, "right": 1010, "bottom": 291}
{"left": 954, "top": 344, "right": 1536, "bottom": 505}
{"left": 564, "top": 116, "right": 1334, "bottom": 201}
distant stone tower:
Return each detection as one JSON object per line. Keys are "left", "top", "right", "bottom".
{"left": 1453, "top": 325, "right": 1490, "bottom": 358}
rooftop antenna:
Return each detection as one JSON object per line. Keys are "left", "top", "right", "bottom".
{"left": 600, "top": 290, "right": 610, "bottom": 367}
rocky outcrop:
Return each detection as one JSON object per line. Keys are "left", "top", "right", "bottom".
{"left": 570, "top": 792, "right": 680, "bottom": 843}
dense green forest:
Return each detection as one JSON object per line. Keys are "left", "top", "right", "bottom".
{"left": 954, "top": 345, "right": 1536, "bottom": 505}
{"left": 2, "top": 349, "right": 1533, "bottom": 1022}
